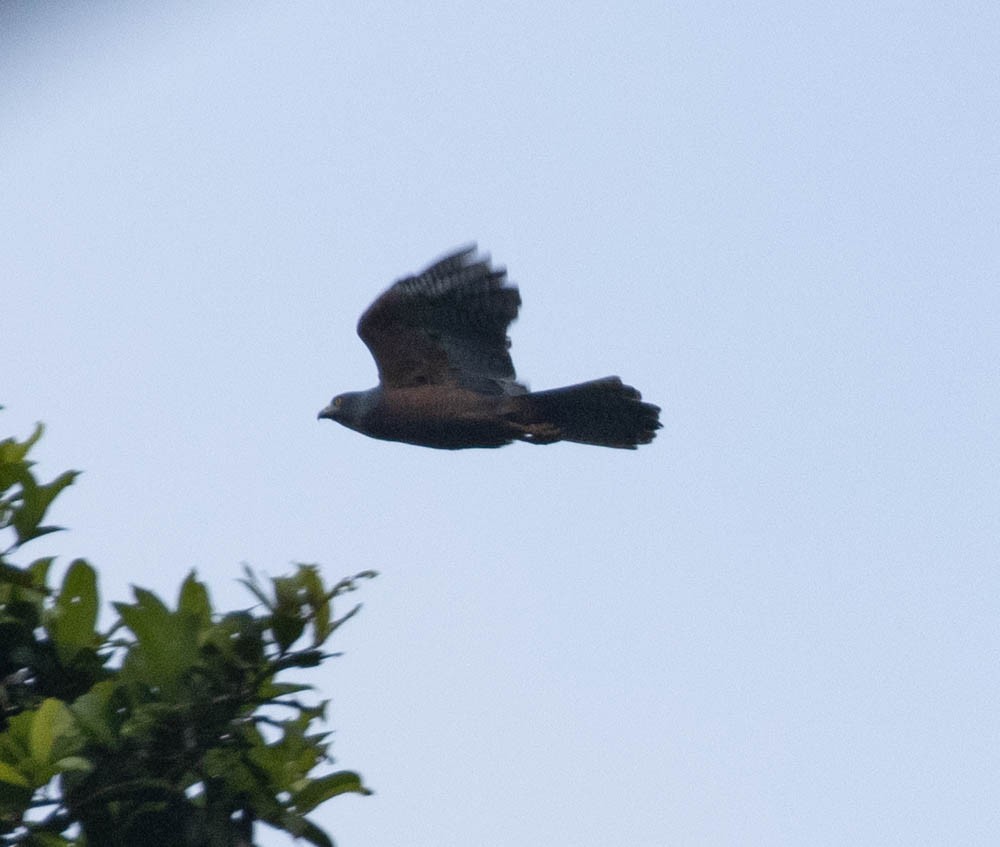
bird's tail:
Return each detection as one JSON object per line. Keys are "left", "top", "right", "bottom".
{"left": 509, "top": 377, "right": 661, "bottom": 449}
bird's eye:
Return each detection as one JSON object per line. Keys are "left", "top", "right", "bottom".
{"left": 334, "top": 396, "right": 343, "bottom": 408}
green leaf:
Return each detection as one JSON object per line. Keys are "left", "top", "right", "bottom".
{"left": 0, "top": 423, "right": 43, "bottom": 465}
{"left": 0, "top": 713, "right": 30, "bottom": 764}
{"left": 0, "top": 760, "right": 29, "bottom": 787}
{"left": 257, "top": 681, "right": 313, "bottom": 700}
{"left": 27, "top": 555, "right": 55, "bottom": 587}
{"left": 29, "top": 698, "right": 76, "bottom": 766}
{"left": 298, "top": 565, "right": 331, "bottom": 645}
{"left": 52, "top": 755, "right": 92, "bottom": 774}
{"left": 178, "top": 572, "right": 211, "bottom": 626}
{"left": 292, "top": 771, "right": 372, "bottom": 813}
{"left": 21, "top": 832, "right": 73, "bottom": 847}
{"left": 115, "top": 589, "right": 201, "bottom": 694}
{"left": 70, "top": 680, "right": 118, "bottom": 744}
{"left": 0, "top": 559, "right": 38, "bottom": 588}
{"left": 11, "top": 469, "right": 79, "bottom": 547}
{"left": 239, "top": 565, "right": 274, "bottom": 610}
{"left": 288, "top": 816, "right": 335, "bottom": 847}
{"left": 271, "top": 612, "right": 306, "bottom": 652}
{"left": 48, "top": 559, "right": 99, "bottom": 662}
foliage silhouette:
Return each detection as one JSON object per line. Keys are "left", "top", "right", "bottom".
{"left": 0, "top": 422, "right": 372, "bottom": 846}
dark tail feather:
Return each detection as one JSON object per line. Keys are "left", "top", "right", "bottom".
{"left": 511, "top": 377, "right": 661, "bottom": 449}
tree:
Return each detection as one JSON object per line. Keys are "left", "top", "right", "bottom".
{"left": 0, "top": 421, "right": 372, "bottom": 846}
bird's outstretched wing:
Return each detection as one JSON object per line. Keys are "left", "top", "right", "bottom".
{"left": 357, "top": 246, "right": 523, "bottom": 393}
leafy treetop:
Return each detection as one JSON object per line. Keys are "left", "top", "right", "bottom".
{"left": 0, "top": 422, "right": 373, "bottom": 847}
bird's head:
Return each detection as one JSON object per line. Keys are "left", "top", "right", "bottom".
{"left": 317, "top": 389, "right": 378, "bottom": 432}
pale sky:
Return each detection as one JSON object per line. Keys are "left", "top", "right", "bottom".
{"left": 3, "top": 3, "right": 999, "bottom": 845}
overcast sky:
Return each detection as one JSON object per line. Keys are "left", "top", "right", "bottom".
{"left": 3, "top": 3, "right": 999, "bottom": 845}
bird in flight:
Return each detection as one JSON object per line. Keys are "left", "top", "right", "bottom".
{"left": 318, "top": 246, "right": 661, "bottom": 449}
